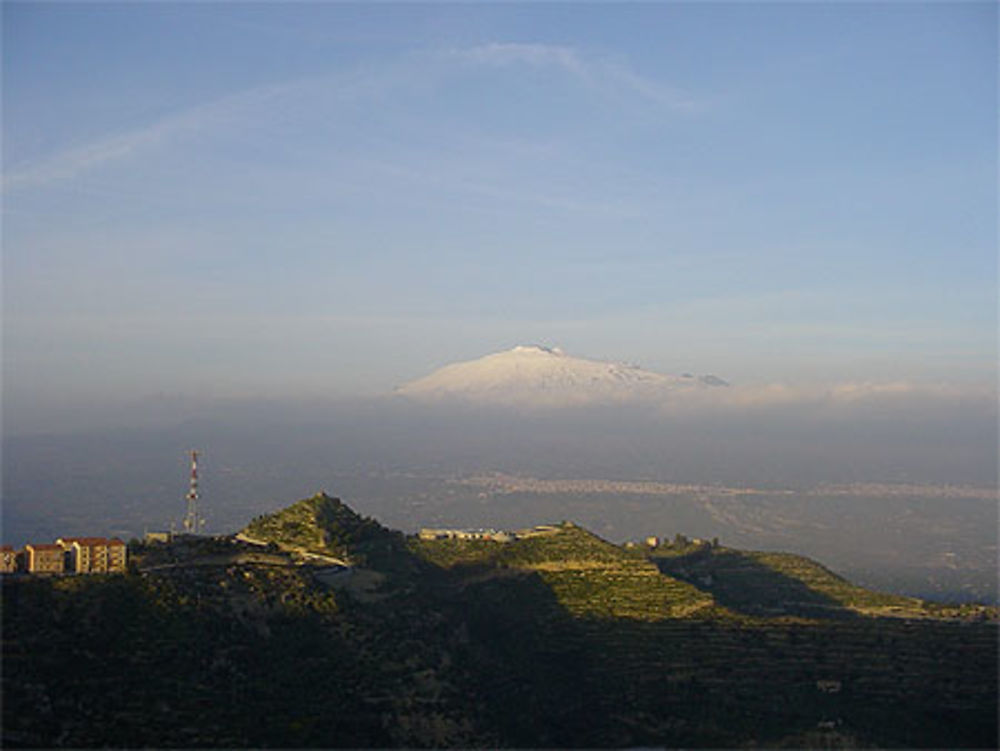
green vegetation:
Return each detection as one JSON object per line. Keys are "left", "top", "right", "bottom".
{"left": 3, "top": 494, "right": 996, "bottom": 749}
{"left": 243, "top": 492, "right": 381, "bottom": 557}
{"left": 652, "top": 545, "right": 931, "bottom": 619}
{"left": 242, "top": 492, "right": 417, "bottom": 576}
{"left": 412, "top": 525, "right": 712, "bottom": 620}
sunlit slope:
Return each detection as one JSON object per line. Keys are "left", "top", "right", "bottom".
{"left": 242, "top": 493, "right": 371, "bottom": 556}
{"left": 241, "top": 492, "right": 415, "bottom": 575}
{"left": 412, "top": 524, "right": 714, "bottom": 619}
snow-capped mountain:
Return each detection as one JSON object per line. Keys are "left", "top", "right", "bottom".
{"left": 395, "top": 345, "right": 728, "bottom": 407}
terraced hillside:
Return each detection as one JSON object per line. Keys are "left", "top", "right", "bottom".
{"left": 413, "top": 524, "right": 712, "bottom": 619}
{"left": 3, "top": 494, "right": 997, "bottom": 749}
{"left": 411, "top": 530, "right": 997, "bottom": 747}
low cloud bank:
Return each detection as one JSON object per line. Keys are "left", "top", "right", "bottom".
{"left": 656, "top": 380, "right": 997, "bottom": 415}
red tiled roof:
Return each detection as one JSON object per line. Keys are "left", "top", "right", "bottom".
{"left": 58, "top": 537, "right": 110, "bottom": 545}
{"left": 26, "top": 543, "right": 63, "bottom": 551}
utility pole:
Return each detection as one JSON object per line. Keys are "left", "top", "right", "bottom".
{"left": 182, "top": 450, "right": 203, "bottom": 534}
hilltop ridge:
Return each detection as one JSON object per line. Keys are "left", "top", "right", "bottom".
{"left": 239, "top": 494, "right": 988, "bottom": 622}
{"left": 240, "top": 492, "right": 423, "bottom": 582}
{"left": 242, "top": 492, "right": 385, "bottom": 560}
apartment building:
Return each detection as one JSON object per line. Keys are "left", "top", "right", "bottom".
{"left": 56, "top": 537, "right": 127, "bottom": 574}
{"left": 0, "top": 545, "right": 18, "bottom": 573}
{"left": 25, "top": 543, "right": 66, "bottom": 573}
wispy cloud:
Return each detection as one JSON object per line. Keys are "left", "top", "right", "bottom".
{"left": 4, "top": 41, "right": 694, "bottom": 194}
{"left": 656, "top": 380, "right": 998, "bottom": 415}
{"left": 457, "top": 41, "right": 588, "bottom": 73}
{"left": 450, "top": 42, "right": 699, "bottom": 111}
{"left": 3, "top": 80, "right": 298, "bottom": 192}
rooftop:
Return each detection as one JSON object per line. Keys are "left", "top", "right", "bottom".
{"left": 57, "top": 537, "right": 126, "bottom": 546}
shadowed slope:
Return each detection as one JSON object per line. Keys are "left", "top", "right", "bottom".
{"left": 654, "top": 545, "right": 928, "bottom": 618}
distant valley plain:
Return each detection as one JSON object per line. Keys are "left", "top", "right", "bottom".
{"left": 4, "top": 397, "right": 996, "bottom": 605}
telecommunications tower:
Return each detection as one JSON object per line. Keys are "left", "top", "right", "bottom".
{"left": 182, "top": 449, "right": 204, "bottom": 534}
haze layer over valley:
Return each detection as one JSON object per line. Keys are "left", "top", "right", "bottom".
{"left": 5, "top": 346, "right": 996, "bottom": 604}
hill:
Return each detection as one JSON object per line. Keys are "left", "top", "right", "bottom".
{"left": 651, "top": 543, "right": 938, "bottom": 619}
{"left": 413, "top": 522, "right": 714, "bottom": 619}
{"left": 240, "top": 492, "right": 412, "bottom": 570}
{"left": 241, "top": 492, "right": 375, "bottom": 557}
{"left": 3, "top": 494, "right": 996, "bottom": 748}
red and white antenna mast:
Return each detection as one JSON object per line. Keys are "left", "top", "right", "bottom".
{"left": 182, "top": 450, "right": 203, "bottom": 534}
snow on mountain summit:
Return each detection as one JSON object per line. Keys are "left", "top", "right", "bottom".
{"left": 396, "top": 345, "right": 727, "bottom": 407}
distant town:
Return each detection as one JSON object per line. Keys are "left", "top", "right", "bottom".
{"left": 417, "top": 523, "right": 565, "bottom": 543}
{"left": 419, "top": 523, "right": 713, "bottom": 551}
{"left": 453, "top": 472, "right": 997, "bottom": 500}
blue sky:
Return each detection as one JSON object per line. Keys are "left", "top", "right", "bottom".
{"left": 3, "top": 2, "right": 996, "bottom": 423}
